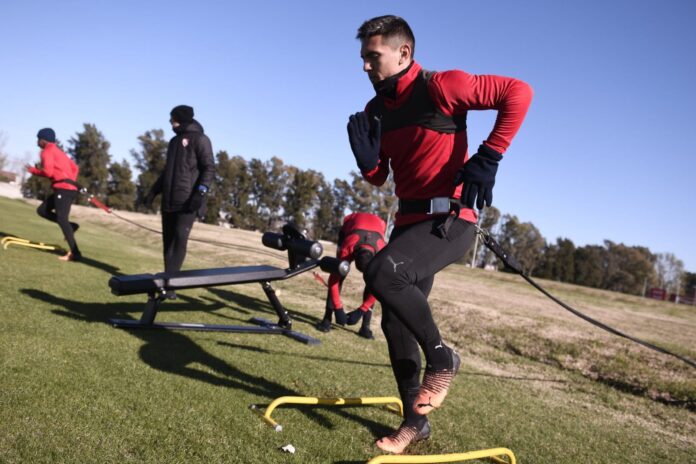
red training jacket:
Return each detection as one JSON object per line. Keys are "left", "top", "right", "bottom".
{"left": 362, "top": 61, "right": 533, "bottom": 227}
{"left": 328, "top": 212, "right": 387, "bottom": 310}
{"left": 28, "top": 143, "right": 79, "bottom": 191}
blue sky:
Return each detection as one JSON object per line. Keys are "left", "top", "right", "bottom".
{"left": 2, "top": 0, "right": 695, "bottom": 272}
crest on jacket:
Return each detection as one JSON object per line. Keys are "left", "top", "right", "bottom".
{"left": 182, "top": 138, "right": 189, "bottom": 147}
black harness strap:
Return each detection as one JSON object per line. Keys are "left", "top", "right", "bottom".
{"left": 367, "top": 70, "right": 467, "bottom": 135}
{"left": 479, "top": 228, "right": 696, "bottom": 369}
{"left": 52, "top": 178, "right": 83, "bottom": 190}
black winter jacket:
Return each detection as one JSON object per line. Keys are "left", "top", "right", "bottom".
{"left": 151, "top": 119, "right": 215, "bottom": 213}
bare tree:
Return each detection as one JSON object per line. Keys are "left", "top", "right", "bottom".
{"left": 655, "top": 252, "right": 684, "bottom": 295}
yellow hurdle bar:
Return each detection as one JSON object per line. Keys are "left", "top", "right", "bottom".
{"left": 250, "top": 396, "right": 403, "bottom": 432}
{"left": 2, "top": 237, "right": 62, "bottom": 251}
{"left": 366, "top": 447, "right": 516, "bottom": 464}
{"left": 1, "top": 236, "right": 28, "bottom": 245}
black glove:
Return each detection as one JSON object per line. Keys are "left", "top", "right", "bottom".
{"left": 347, "top": 111, "right": 381, "bottom": 171}
{"left": 334, "top": 308, "right": 347, "bottom": 326}
{"left": 453, "top": 144, "right": 503, "bottom": 209}
{"left": 346, "top": 308, "right": 364, "bottom": 326}
{"left": 188, "top": 185, "right": 208, "bottom": 213}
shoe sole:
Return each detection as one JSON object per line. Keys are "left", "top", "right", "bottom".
{"left": 375, "top": 423, "right": 430, "bottom": 454}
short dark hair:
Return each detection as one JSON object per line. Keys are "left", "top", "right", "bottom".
{"left": 356, "top": 15, "right": 415, "bottom": 56}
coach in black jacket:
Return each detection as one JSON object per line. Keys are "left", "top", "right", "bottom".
{"left": 147, "top": 105, "right": 215, "bottom": 280}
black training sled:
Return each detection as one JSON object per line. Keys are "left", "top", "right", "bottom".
{"left": 108, "top": 224, "right": 349, "bottom": 344}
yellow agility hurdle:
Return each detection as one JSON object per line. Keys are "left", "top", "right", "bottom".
{"left": 250, "top": 396, "right": 403, "bottom": 432}
{"left": 2, "top": 236, "right": 63, "bottom": 251}
{"left": 1, "top": 236, "right": 28, "bottom": 247}
{"left": 366, "top": 447, "right": 516, "bottom": 464}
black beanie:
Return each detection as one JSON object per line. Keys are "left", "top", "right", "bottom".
{"left": 354, "top": 247, "right": 375, "bottom": 273}
{"left": 37, "top": 128, "right": 56, "bottom": 143}
{"left": 170, "top": 105, "right": 194, "bottom": 124}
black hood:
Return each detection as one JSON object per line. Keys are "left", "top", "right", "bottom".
{"left": 174, "top": 119, "right": 204, "bottom": 135}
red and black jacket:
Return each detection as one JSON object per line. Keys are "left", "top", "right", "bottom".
{"left": 329, "top": 212, "right": 386, "bottom": 310}
{"left": 362, "top": 61, "right": 533, "bottom": 227}
{"left": 28, "top": 143, "right": 79, "bottom": 191}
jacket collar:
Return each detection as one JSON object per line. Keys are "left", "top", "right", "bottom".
{"left": 376, "top": 61, "right": 422, "bottom": 108}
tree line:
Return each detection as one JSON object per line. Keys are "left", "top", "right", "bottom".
{"left": 19, "top": 123, "right": 695, "bottom": 298}
{"left": 461, "top": 206, "right": 695, "bottom": 298}
{"left": 20, "top": 124, "right": 396, "bottom": 242}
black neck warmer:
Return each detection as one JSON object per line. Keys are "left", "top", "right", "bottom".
{"left": 373, "top": 61, "right": 414, "bottom": 100}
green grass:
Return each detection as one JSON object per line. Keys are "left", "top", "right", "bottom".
{"left": 1, "top": 196, "right": 695, "bottom": 463}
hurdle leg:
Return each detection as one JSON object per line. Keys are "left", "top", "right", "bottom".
{"left": 260, "top": 281, "right": 291, "bottom": 328}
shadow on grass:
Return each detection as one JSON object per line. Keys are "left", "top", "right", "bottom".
{"left": 21, "top": 288, "right": 395, "bottom": 436}
{"left": 216, "top": 341, "right": 392, "bottom": 369}
{"left": 75, "top": 256, "right": 123, "bottom": 276}
{"left": 206, "top": 287, "right": 364, "bottom": 336}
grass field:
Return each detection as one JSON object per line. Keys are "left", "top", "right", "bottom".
{"left": 1, "top": 195, "right": 695, "bottom": 463}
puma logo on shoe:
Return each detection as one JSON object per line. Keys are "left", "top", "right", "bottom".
{"left": 434, "top": 343, "right": 443, "bottom": 350}
{"left": 416, "top": 397, "right": 435, "bottom": 409}
{"left": 414, "top": 349, "right": 461, "bottom": 415}
{"left": 387, "top": 255, "right": 404, "bottom": 272}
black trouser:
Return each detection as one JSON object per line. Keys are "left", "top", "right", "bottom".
{"left": 37, "top": 189, "right": 81, "bottom": 256}
{"left": 161, "top": 211, "right": 196, "bottom": 273}
{"left": 364, "top": 217, "right": 475, "bottom": 422}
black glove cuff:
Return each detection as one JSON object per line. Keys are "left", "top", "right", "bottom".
{"left": 477, "top": 144, "right": 503, "bottom": 162}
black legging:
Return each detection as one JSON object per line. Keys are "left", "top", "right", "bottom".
{"left": 162, "top": 211, "right": 197, "bottom": 273}
{"left": 37, "top": 189, "right": 81, "bottom": 257}
{"left": 364, "top": 217, "right": 475, "bottom": 422}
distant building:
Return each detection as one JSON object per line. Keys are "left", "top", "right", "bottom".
{"left": 647, "top": 288, "right": 667, "bottom": 300}
{"left": 0, "top": 170, "right": 17, "bottom": 183}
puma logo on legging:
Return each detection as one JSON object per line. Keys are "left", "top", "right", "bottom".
{"left": 387, "top": 255, "right": 405, "bottom": 272}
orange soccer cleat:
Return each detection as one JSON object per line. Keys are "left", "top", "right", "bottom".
{"left": 413, "top": 347, "right": 461, "bottom": 415}
{"left": 375, "top": 420, "right": 430, "bottom": 454}
{"left": 58, "top": 251, "right": 81, "bottom": 262}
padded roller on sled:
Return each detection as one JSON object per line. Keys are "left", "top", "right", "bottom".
{"left": 319, "top": 257, "right": 350, "bottom": 277}
{"left": 262, "top": 232, "right": 322, "bottom": 260}
{"left": 262, "top": 232, "right": 286, "bottom": 250}
{"left": 287, "top": 238, "right": 322, "bottom": 260}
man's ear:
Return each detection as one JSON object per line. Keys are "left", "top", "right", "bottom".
{"left": 398, "top": 46, "right": 409, "bottom": 66}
